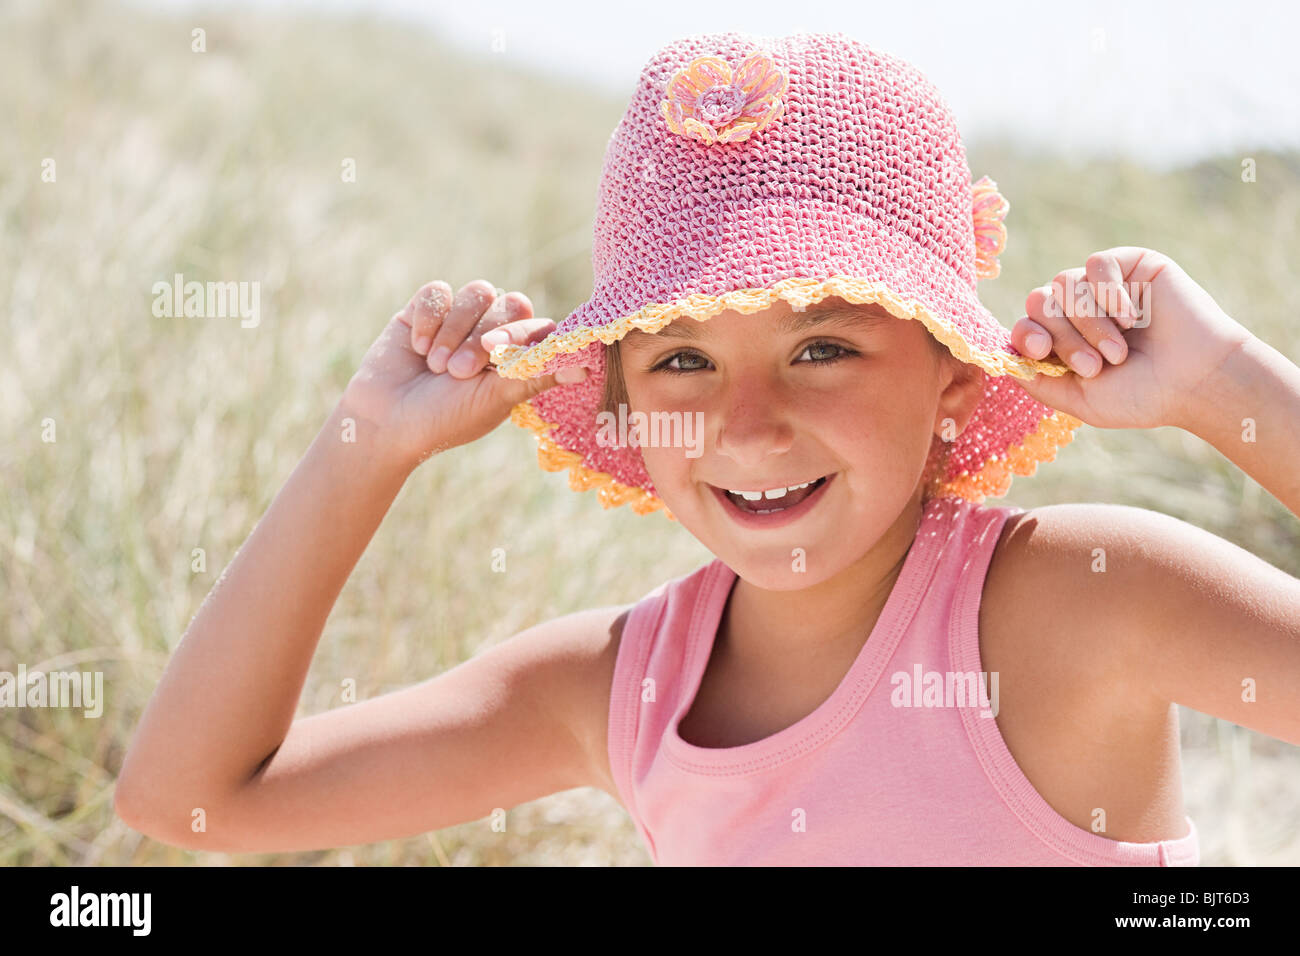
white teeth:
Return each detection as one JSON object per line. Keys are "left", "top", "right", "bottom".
{"left": 726, "top": 478, "right": 819, "bottom": 499}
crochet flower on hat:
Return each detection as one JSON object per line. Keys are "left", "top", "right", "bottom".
{"left": 972, "top": 175, "right": 1010, "bottom": 280}
{"left": 659, "top": 51, "right": 788, "bottom": 145}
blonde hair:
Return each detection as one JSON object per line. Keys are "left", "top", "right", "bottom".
{"left": 601, "top": 338, "right": 628, "bottom": 417}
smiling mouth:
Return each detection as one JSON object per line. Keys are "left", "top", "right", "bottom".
{"left": 714, "top": 475, "right": 831, "bottom": 514}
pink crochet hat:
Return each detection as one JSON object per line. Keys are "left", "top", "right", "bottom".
{"left": 488, "top": 31, "right": 1083, "bottom": 520}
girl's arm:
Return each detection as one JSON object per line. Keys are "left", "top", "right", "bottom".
{"left": 1005, "top": 247, "right": 1300, "bottom": 747}
{"left": 114, "top": 280, "right": 602, "bottom": 851}
{"left": 1171, "top": 331, "right": 1300, "bottom": 518}
{"left": 1126, "top": 332, "right": 1300, "bottom": 744}
{"left": 113, "top": 398, "right": 407, "bottom": 826}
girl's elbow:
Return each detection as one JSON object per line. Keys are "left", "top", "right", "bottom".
{"left": 113, "top": 781, "right": 229, "bottom": 852}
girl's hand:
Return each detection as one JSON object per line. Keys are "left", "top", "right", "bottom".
{"left": 341, "top": 279, "right": 587, "bottom": 468}
{"left": 1010, "top": 247, "right": 1253, "bottom": 430}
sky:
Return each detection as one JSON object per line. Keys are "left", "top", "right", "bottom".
{"left": 135, "top": 0, "right": 1300, "bottom": 169}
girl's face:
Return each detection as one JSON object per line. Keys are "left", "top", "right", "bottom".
{"left": 617, "top": 299, "right": 984, "bottom": 589}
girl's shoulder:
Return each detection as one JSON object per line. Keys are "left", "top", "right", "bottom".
{"left": 982, "top": 502, "right": 1300, "bottom": 697}
{"left": 984, "top": 501, "right": 1148, "bottom": 645}
{"left": 985, "top": 501, "right": 1173, "bottom": 639}
{"left": 978, "top": 500, "right": 1206, "bottom": 717}
{"left": 984, "top": 499, "right": 1299, "bottom": 702}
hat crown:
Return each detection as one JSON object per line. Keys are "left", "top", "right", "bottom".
{"left": 593, "top": 32, "right": 979, "bottom": 292}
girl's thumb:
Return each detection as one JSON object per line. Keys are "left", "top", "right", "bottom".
{"left": 1011, "top": 366, "right": 1073, "bottom": 413}
{"left": 479, "top": 322, "right": 592, "bottom": 407}
{"left": 504, "top": 363, "right": 590, "bottom": 402}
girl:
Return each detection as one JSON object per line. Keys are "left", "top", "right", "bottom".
{"left": 115, "top": 32, "right": 1300, "bottom": 865}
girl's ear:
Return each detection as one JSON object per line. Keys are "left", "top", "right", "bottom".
{"left": 933, "top": 352, "right": 985, "bottom": 441}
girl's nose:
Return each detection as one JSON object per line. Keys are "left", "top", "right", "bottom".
{"left": 712, "top": 381, "right": 795, "bottom": 469}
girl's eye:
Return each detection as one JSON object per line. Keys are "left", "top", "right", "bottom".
{"left": 652, "top": 351, "right": 710, "bottom": 375}
{"left": 650, "top": 341, "right": 857, "bottom": 375}
{"left": 802, "top": 341, "right": 849, "bottom": 363}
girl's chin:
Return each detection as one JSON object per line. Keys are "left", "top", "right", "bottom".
{"left": 719, "top": 546, "right": 872, "bottom": 592}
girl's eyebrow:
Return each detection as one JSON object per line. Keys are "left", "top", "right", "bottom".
{"left": 623, "top": 306, "right": 887, "bottom": 346}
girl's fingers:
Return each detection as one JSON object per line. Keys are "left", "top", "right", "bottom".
{"left": 479, "top": 316, "right": 558, "bottom": 353}
{"left": 1025, "top": 284, "right": 1106, "bottom": 378}
{"left": 1045, "top": 269, "right": 1128, "bottom": 366}
{"left": 406, "top": 280, "right": 453, "bottom": 355}
{"left": 1011, "top": 316, "right": 1053, "bottom": 359}
{"left": 1032, "top": 269, "right": 1130, "bottom": 374}
{"left": 426, "top": 280, "right": 498, "bottom": 373}
{"left": 1084, "top": 250, "right": 1137, "bottom": 330}
{"left": 444, "top": 291, "right": 533, "bottom": 379}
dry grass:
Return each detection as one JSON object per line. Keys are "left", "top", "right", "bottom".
{"left": 1, "top": 0, "right": 1296, "bottom": 865}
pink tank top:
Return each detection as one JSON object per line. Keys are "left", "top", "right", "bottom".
{"left": 606, "top": 496, "right": 1200, "bottom": 866}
